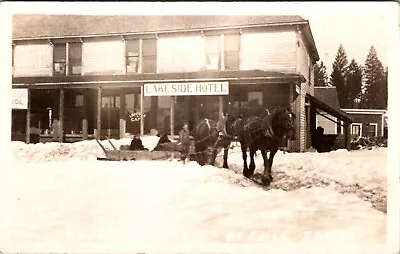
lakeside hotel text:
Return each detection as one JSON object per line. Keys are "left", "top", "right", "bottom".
{"left": 144, "top": 82, "right": 229, "bottom": 96}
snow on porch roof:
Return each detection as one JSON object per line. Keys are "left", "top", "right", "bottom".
{"left": 307, "top": 94, "right": 353, "bottom": 123}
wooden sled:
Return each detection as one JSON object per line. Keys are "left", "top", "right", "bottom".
{"left": 96, "top": 137, "right": 181, "bottom": 161}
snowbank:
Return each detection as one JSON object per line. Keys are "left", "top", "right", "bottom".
{"left": 11, "top": 136, "right": 160, "bottom": 162}
{"left": 4, "top": 137, "right": 388, "bottom": 253}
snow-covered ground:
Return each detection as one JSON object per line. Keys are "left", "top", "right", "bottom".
{"left": 3, "top": 136, "right": 388, "bottom": 253}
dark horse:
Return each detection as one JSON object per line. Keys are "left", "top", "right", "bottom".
{"left": 193, "top": 114, "right": 236, "bottom": 168}
{"left": 233, "top": 108, "right": 296, "bottom": 186}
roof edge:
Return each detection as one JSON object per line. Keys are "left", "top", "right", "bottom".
{"left": 12, "top": 20, "right": 308, "bottom": 41}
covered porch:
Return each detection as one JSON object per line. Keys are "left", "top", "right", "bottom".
{"left": 307, "top": 94, "right": 353, "bottom": 151}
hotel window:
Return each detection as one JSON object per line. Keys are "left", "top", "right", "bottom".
{"left": 69, "top": 42, "right": 82, "bottom": 75}
{"left": 126, "top": 40, "right": 140, "bottom": 73}
{"left": 205, "top": 35, "right": 220, "bottom": 70}
{"left": 53, "top": 43, "right": 67, "bottom": 76}
{"left": 351, "top": 123, "right": 362, "bottom": 137}
{"left": 142, "top": 39, "right": 157, "bottom": 73}
{"left": 224, "top": 34, "right": 240, "bottom": 70}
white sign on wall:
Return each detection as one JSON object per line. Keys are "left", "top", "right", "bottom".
{"left": 144, "top": 82, "right": 229, "bottom": 96}
{"left": 12, "top": 88, "right": 28, "bottom": 109}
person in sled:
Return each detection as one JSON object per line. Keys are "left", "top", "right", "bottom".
{"left": 130, "top": 135, "right": 148, "bottom": 151}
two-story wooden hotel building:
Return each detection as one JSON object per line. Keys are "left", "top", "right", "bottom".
{"left": 11, "top": 15, "right": 353, "bottom": 152}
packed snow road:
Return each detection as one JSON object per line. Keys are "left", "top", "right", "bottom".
{"left": 3, "top": 137, "right": 387, "bottom": 253}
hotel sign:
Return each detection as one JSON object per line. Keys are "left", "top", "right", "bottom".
{"left": 144, "top": 81, "right": 229, "bottom": 96}
{"left": 12, "top": 88, "right": 28, "bottom": 109}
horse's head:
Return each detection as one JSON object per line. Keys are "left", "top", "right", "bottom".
{"left": 261, "top": 108, "right": 296, "bottom": 140}
{"left": 224, "top": 113, "right": 237, "bottom": 136}
{"left": 280, "top": 109, "right": 296, "bottom": 140}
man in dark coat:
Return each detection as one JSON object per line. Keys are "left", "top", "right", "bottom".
{"left": 179, "top": 122, "right": 191, "bottom": 163}
{"left": 130, "top": 135, "right": 148, "bottom": 151}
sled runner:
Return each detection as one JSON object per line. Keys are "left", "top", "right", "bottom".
{"left": 96, "top": 137, "right": 181, "bottom": 161}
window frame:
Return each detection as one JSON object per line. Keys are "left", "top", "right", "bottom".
{"left": 68, "top": 42, "right": 82, "bottom": 76}
{"left": 351, "top": 123, "right": 362, "bottom": 138}
{"left": 125, "top": 39, "right": 140, "bottom": 74}
{"left": 367, "top": 123, "right": 378, "bottom": 137}
{"left": 142, "top": 38, "right": 157, "bottom": 73}
{"left": 223, "top": 33, "right": 240, "bottom": 71}
{"left": 335, "top": 120, "right": 343, "bottom": 135}
{"left": 53, "top": 43, "right": 67, "bottom": 76}
{"left": 205, "top": 35, "right": 221, "bottom": 70}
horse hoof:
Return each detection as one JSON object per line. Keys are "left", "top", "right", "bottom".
{"left": 243, "top": 170, "right": 252, "bottom": 178}
{"left": 261, "top": 175, "right": 273, "bottom": 186}
{"left": 223, "top": 164, "right": 229, "bottom": 169}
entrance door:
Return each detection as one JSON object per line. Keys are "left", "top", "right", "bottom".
{"left": 101, "top": 93, "right": 120, "bottom": 139}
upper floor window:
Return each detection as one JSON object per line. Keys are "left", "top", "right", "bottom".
{"left": 53, "top": 43, "right": 67, "bottom": 76}
{"left": 224, "top": 34, "right": 240, "bottom": 70}
{"left": 142, "top": 39, "right": 157, "bottom": 73}
{"left": 205, "top": 35, "right": 220, "bottom": 70}
{"left": 69, "top": 42, "right": 82, "bottom": 75}
{"left": 126, "top": 39, "right": 140, "bottom": 73}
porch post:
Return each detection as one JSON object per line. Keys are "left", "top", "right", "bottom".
{"left": 140, "top": 86, "right": 144, "bottom": 136}
{"left": 119, "top": 88, "right": 126, "bottom": 139}
{"left": 59, "top": 88, "right": 64, "bottom": 143}
{"left": 170, "top": 96, "right": 175, "bottom": 139}
{"left": 82, "top": 89, "right": 88, "bottom": 140}
{"left": 344, "top": 121, "right": 351, "bottom": 150}
{"left": 26, "top": 89, "right": 31, "bottom": 144}
{"left": 219, "top": 96, "right": 223, "bottom": 120}
{"left": 96, "top": 87, "right": 102, "bottom": 139}
{"left": 151, "top": 97, "right": 158, "bottom": 132}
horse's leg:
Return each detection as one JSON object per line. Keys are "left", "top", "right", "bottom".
{"left": 242, "top": 146, "right": 252, "bottom": 178}
{"left": 261, "top": 148, "right": 277, "bottom": 185}
{"left": 249, "top": 147, "right": 257, "bottom": 175}
{"left": 210, "top": 147, "right": 218, "bottom": 166}
{"left": 222, "top": 146, "right": 229, "bottom": 169}
{"left": 195, "top": 144, "right": 204, "bottom": 166}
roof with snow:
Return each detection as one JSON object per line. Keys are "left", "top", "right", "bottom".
{"left": 12, "top": 14, "right": 320, "bottom": 61}
{"left": 314, "top": 87, "right": 341, "bottom": 112}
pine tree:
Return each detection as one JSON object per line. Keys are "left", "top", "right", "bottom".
{"left": 345, "top": 59, "right": 363, "bottom": 108}
{"left": 362, "top": 46, "right": 387, "bottom": 109}
{"left": 330, "top": 44, "right": 349, "bottom": 108}
{"left": 314, "top": 61, "right": 329, "bottom": 87}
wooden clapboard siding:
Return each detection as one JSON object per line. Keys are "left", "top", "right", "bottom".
{"left": 157, "top": 35, "right": 205, "bottom": 73}
{"left": 294, "top": 29, "right": 315, "bottom": 152}
{"left": 13, "top": 44, "right": 53, "bottom": 77}
{"left": 239, "top": 30, "right": 296, "bottom": 72}
{"left": 297, "top": 34, "right": 312, "bottom": 90}
{"left": 82, "top": 40, "right": 125, "bottom": 75}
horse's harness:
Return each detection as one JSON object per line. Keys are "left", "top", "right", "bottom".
{"left": 195, "top": 118, "right": 233, "bottom": 148}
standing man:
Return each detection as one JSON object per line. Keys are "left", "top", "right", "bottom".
{"left": 179, "top": 122, "right": 191, "bottom": 163}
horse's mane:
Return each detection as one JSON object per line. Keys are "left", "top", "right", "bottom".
{"left": 260, "top": 109, "right": 294, "bottom": 139}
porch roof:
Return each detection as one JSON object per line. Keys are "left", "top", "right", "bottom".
{"left": 307, "top": 94, "right": 353, "bottom": 124}
{"left": 12, "top": 70, "right": 306, "bottom": 89}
